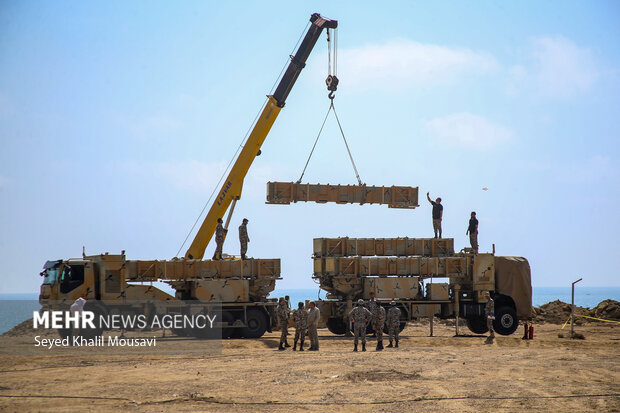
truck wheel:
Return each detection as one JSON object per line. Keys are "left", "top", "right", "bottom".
{"left": 221, "top": 311, "right": 234, "bottom": 339}
{"left": 326, "top": 317, "right": 347, "bottom": 335}
{"left": 466, "top": 316, "right": 489, "bottom": 334}
{"left": 170, "top": 328, "right": 187, "bottom": 337}
{"left": 493, "top": 306, "right": 519, "bottom": 336}
{"left": 80, "top": 302, "right": 106, "bottom": 339}
{"left": 241, "top": 308, "right": 267, "bottom": 338}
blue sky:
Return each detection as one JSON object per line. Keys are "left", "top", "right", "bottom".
{"left": 0, "top": 1, "right": 618, "bottom": 293}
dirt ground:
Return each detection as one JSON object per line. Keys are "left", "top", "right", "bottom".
{"left": 1, "top": 321, "right": 619, "bottom": 412}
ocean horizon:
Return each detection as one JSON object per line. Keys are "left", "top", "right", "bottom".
{"left": 1, "top": 286, "right": 618, "bottom": 335}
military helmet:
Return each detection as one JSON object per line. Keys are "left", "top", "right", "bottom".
{"left": 357, "top": 299, "right": 364, "bottom": 305}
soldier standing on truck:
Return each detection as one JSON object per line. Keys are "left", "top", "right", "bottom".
{"left": 427, "top": 192, "right": 443, "bottom": 238}
{"left": 239, "top": 218, "right": 250, "bottom": 260}
{"left": 292, "top": 302, "right": 308, "bottom": 351}
{"left": 212, "top": 218, "right": 227, "bottom": 260}
{"left": 466, "top": 212, "right": 479, "bottom": 254}
{"left": 349, "top": 299, "right": 372, "bottom": 352}
{"left": 307, "top": 301, "right": 320, "bottom": 351}
{"left": 484, "top": 291, "right": 495, "bottom": 344}
{"left": 386, "top": 301, "right": 401, "bottom": 348}
{"left": 277, "top": 298, "right": 291, "bottom": 350}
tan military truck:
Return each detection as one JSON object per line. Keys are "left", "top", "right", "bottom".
{"left": 39, "top": 253, "right": 281, "bottom": 339}
{"left": 313, "top": 237, "right": 532, "bottom": 336}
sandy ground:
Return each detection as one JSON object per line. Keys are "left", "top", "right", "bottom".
{"left": 1, "top": 321, "right": 619, "bottom": 412}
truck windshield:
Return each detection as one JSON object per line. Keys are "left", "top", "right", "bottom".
{"left": 42, "top": 268, "right": 59, "bottom": 285}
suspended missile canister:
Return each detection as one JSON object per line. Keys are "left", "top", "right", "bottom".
{"left": 265, "top": 182, "right": 419, "bottom": 208}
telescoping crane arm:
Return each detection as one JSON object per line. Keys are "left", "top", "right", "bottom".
{"left": 185, "top": 13, "right": 338, "bottom": 260}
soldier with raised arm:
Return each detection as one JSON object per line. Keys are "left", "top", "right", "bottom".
{"left": 349, "top": 299, "right": 372, "bottom": 352}
{"left": 427, "top": 192, "right": 443, "bottom": 239}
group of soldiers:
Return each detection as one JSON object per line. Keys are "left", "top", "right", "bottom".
{"left": 276, "top": 298, "right": 320, "bottom": 351}
{"left": 212, "top": 217, "right": 250, "bottom": 260}
{"left": 275, "top": 291, "right": 402, "bottom": 352}
{"left": 349, "top": 291, "right": 401, "bottom": 351}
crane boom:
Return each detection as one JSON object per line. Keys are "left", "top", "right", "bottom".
{"left": 185, "top": 13, "right": 338, "bottom": 260}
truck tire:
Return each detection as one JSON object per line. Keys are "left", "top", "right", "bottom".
{"left": 466, "top": 316, "right": 489, "bottom": 334}
{"left": 493, "top": 306, "right": 519, "bottom": 336}
{"left": 221, "top": 311, "right": 234, "bottom": 339}
{"left": 241, "top": 308, "right": 268, "bottom": 338}
{"left": 326, "top": 317, "right": 347, "bottom": 335}
{"left": 171, "top": 328, "right": 187, "bottom": 337}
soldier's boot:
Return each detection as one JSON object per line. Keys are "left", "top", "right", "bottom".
{"left": 278, "top": 342, "right": 285, "bottom": 351}
{"left": 353, "top": 343, "right": 358, "bottom": 352}
{"left": 212, "top": 254, "right": 217, "bottom": 260}
{"left": 379, "top": 340, "right": 384, "bottom": 351}
{"left": 241, "top": 254, "right": 247, "bottom": 260}
{"left": 292, "top": 340, "right": 297, "bottom": 351}
{"left": 362, "top": 343, "right": 366, "bottom": 352}
{"left": 395, "top": 339, "right": 399, "bottom": 348}
{"left": 284, "top": 340, "right": 291, "bottom": 348}
{"left": 387, "top": 340, "right": 393, "bottom": 348}
{"left": 299, "top": 340, "right": 305, "bottom": 351}
{"left": 376, "top": 340, "right": 383, "bottom": 351}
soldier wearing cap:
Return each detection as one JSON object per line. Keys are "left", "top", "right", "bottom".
{"left": 386, "top": 301, "right": 401, "bottom": 348}
{"left": 292, "top": 302, "right": 308, "bottom": 351}
{"left": 212, "top": 218, "right": 227, "bottom": 260}
{"left": 239, "top": 218, "right": 250, "bottom": 260}
{"left": 348, "top": 299, "right": 372, "bottom": 352}
{"left": 276, "top": 297, "right": 291, "bottom": 350}
{"left": 307, "top": 301, "right": 320, "bottom": 351}
{"left": 484, "top": 291, "right": 495, "bottom": 344}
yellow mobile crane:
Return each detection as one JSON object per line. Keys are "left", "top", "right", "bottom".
{"left": 39, "top": 13, "right": 338, "bottom": 340}
{"left": 186, "top": 13, "right": 338, "bottom": 260}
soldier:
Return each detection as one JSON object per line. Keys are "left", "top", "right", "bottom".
{"left": 238, "top": 218, "right": 250, "bottom": 260}
{"left": 484, "top": 291, "right": 495, "bottom": 344}
{"left": 427, "top": 192, "right": 443, "bottom": 239}
{"left": 212, "top": 218, "right": 227, "bottom": 260}
{"left": 386, "top": 301, "right": 401, "bottom": 348}
{"left": 349, "top": 299, "right": 372, "bottom": 352}
{"left": 367, "top": 292, "right": 385, "bottom": 350}
{"left": 292, "top": 302, "right": 308, "bottom": 351}
{"left": 276, "top": 298, "right": 290, "bottom": 350}
{"left": 374, "top": 304, "right": 386, "bottom": 351}
{"left": 466, "top": 211, "right": 479, "bottom": 254}
{"left": 307, "top": 301, "right": 320, "bottom": 351}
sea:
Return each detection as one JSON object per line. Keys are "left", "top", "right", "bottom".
{"left": 1, "top": 286, "right": 619, "bottom": 335}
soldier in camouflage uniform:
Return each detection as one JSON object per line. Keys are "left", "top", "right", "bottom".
{"left": 277, "top": 298, "right": 291, "bottom": 350}
{"left": 212, "top": 218, "right": 227, "bottom": 260}
{"left": 374, "top": 304, "right": 386, "bottom": 351}
{"left": 349, "top": 299, "right": 372, "bottom": 352}
{"left": 367, "top": 291, "right": 379, "bottom": 336}
{"left": 386, "top": 301, "right": 401, "bottom": 348}
{"left": 484, "top": 291, "right": 495, "bottom": 344}
{"left": 292, "top": 302, "right": 308, "bottom": 351}
{"left": 238, "top": 218, "right": 250, "bottom": 260}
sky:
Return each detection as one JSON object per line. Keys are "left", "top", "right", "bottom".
{"left": 0, "top": 1, "right": 619, "bottom": 293}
